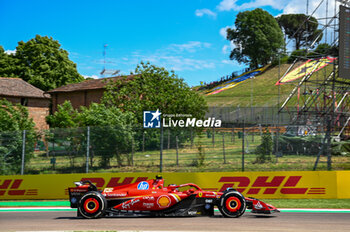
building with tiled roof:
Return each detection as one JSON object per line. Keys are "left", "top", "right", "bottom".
{"left": 47, "top": 75, "right": 133, "bottom": 112}
{"left": 0, "top": 77, "right": 51, "bottom": 130}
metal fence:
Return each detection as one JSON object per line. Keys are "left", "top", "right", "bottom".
{"left": 0, "top": 124, "right": 349, "bottom": 175}
{"left": 207, "top": 106, "right": 313, "bottom": 125}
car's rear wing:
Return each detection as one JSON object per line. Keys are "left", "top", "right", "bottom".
{"left": 68, "top": 180, "right": 98, "bottom": 208}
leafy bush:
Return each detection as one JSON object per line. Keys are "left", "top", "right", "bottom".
{"left": 271, "top": 54, "right": 289, "bottom": 66}
{"left": 331, "top": 141, "right": 350, "bottom": 156}
{"left": 308, "top": 43, "right": 338, "bottom": 58}
{"left": 276, "top": 135, "right": 323, "bottom": 156}
{"left": 254, "top": 129, "right": 273, "bottom": 163}
{"left": 288, "top": 49, "right": 308, "bottom": 63}
{"left": 0, "top": 99, "right": 36, "bottom": 175}
{"left": 102, "top": 62, "right": 207, "bottom": 125}
{"left": 46, "top": 101, "right": 136, "bottom": 168}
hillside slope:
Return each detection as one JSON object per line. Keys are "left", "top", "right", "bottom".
{"left": 200, "top": 62, "right": 334, "bottom": 108}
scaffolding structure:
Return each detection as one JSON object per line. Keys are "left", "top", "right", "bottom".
{"left": 278, "top": 0, "right": 350, "bottom": 170}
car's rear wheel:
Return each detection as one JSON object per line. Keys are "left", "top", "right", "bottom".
{"left": 218, "top": 191, "right": 246, "bottom": 218}
{"left": 78, "top": 191, "right": 107, "bottom": 219}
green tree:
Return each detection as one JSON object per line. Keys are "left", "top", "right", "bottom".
{"left": 287, "top": 49, "right": 308, "bottom": 63}
{"left": 78, "top": 103, "right": 136, "bottom": 167}
{"left": 102, "top": 62, "right": 207, "bottom": 123}
{"left": 46, "top": 100, "right": 135, "bottom": 130}
{"left": 46, "top": 101, "right": 136, "bottom": 168}
{"left": 46, "top": 101, "right": 79, "bottom": 128}
{"left": 0, "top": 99, "right": 36, "bottom": 174}
{"left": 0, "top": 35, "right": 83, "bottom": 91}
{"left": 309, "top": 43, "right": 338, "bottom": 57}
{"left": 102, "top": 62, "right": 207, "bottom": 151}
{"left": 46, "top": 101, "right": 81, "bottom": 168}
{"left": 0, "top": 46, "right": 16, "bottom": 77}
{"left": 226, "top": 8, "right": 284, "bottom": 69}
{"left": 255, "top": 128, "right": 273, "bottom": 163}
{"left": 277, "top": 14, "right": 323, "bottom": 50}
{"left": 288, "top": 43, "right": 338, "bottom": 62}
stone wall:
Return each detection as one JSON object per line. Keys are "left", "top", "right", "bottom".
{"left": 51, "top": 89, "right": 104, "bottom": 112}
{"left": 0, "top": 95, "right": 50, "bottom": 130}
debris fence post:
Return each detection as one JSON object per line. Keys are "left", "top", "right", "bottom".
{"left": 231, "top": 128, "right": 235, "bottom": 143}
{"left": 142, "top": 131, "right": 145, "bottom": 153}
{"left": 131, "top": 138, "right": 134, "bottom": 166}
{"left": 86, "top": 126, "right": 90, "bottom": 173}
{"left": 21, "top": 130, "right": 26, "bottom": 175}
{"left": 242, "top": 121, "right": 245, "bottom": 172}
{"left": 190, "top": 129, "right": 193, "bottom": 148}
{"left": 326, "top": 116, "right": 332, "bottom": 170}
{"left": 222, "top": 133, "right": 226, "bottom": 164}
{"left": 167, "top": 129, "right": 170, "bottom": 150}
{"left": 176, "top": 135, "right": 179, "bottom": 166}
{"left": 160, "top": 125, "right": 164, "bottom": 173}
{"left": 212, "top": 127, "right": 215, "bottom": 147}
{"left": 275, "top": 128, "right": 279, "bottom": 163}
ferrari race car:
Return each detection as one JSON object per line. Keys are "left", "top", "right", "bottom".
{"left": 68, "top": 175, "right": 279, "bottom": 219}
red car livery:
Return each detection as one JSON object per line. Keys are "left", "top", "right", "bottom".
{"left": 68, "top": 175, "right": 279, "bottom": 219}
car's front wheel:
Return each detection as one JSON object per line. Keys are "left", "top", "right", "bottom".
{"left": 218, "top": 190, "right": 246, "bottom": 218}
{"left": 78, "top": 191, "right": 107, "bottom": 219}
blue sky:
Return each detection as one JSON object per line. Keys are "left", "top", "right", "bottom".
{"left": 0, "top": 0, "right": 334, "bottom": 86}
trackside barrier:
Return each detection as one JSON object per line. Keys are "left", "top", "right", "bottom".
{"left": 0, "top": 171, "right": 349, "bottom": 200}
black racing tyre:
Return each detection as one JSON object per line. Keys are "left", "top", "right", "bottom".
{"left": 218, "top": 191, "right": 246, "bottom": 218}
{"left": 78, "top": 191, "right": 107, "bottom": 219}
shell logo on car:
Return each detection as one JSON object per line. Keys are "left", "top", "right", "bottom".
{"left": 157, "top": 195, "right": 171, "bottom": 208}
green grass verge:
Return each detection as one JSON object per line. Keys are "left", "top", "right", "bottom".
{"left": 263, "top": 199, "right": 350, "bottom": 209}
{"left": 0, "top": 200, "right": 69, "bottom": 207}
{"left": 201, "top": 63, "right": 341, "bottom": 108}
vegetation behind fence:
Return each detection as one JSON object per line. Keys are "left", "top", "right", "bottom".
{"left": 1, "top": 125, "right": 350, "bottom": 176}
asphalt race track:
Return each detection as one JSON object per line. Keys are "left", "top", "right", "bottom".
{"left": 1, "top": 211, "right": 350, "bottom": 232}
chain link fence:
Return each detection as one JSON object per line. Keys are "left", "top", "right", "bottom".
{"left": 1, "top": 124, "right": 349, "bottom": 175}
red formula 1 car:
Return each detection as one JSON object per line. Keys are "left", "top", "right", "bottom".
{"left": 68, "top": 175, "right": 279, "bottom": 219}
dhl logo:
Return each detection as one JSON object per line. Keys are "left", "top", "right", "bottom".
{"left": 0, "top": 179, "right": 38, "bottom": 196}
{"left": 217, "top": 176, "right": 326, "bottom": 195}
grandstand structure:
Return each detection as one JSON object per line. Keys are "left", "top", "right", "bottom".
{"left": 277, "top": 0, "right": 350, "bottom": 169}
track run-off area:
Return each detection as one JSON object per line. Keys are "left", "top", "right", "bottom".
{"left": 1, "top": 207, "right": 350, "bottom": 232}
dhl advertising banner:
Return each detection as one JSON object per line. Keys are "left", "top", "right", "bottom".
{"left": 337, "top": 171, "right": 350, "bottom": 199}
{"left": 0, "top": 171, "right": 349, "bottom": 200}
